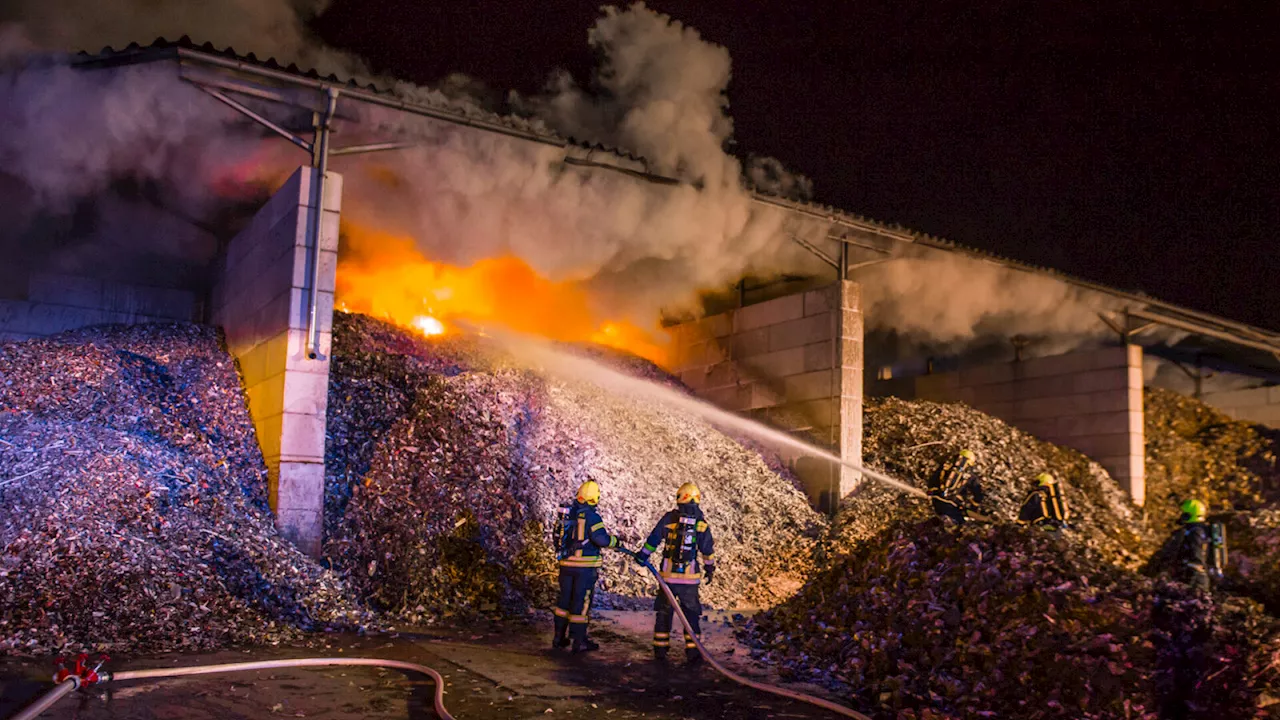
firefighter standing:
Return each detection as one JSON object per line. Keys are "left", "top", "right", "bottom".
{"left": 1169, "top": 498, "right": 1224, "bottom": 593}
{"left": 927, "top": 449, "right": 987, "bottom": 524}
{"left": 553, "top": 481, "right": 626, "bottom": 653}
{"left": 1017, "top": 472, "right": 1070, "bottom": 529}
{"left": 634, "top": 482, "right": 716, "bottom": 665}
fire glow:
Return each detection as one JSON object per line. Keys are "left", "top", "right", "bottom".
{"left": 335, "top": 225, "right": 670, "bottom": 366}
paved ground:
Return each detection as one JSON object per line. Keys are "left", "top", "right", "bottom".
{"left": 0, "top": 612, "right": 852, "bottom": 720}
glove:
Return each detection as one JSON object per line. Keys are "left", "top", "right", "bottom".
{"left": 704, "top": 565, "right": 716, "bottom": 585}
{"left": 614, "top": 543, "right": 629, "bottom": 554}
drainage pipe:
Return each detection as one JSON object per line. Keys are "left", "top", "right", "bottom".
{"left": 305, "top": 87, "right": 339, "bottom": 361}
{"left": 636, "top": 557, "right": 870, "bottom": 720}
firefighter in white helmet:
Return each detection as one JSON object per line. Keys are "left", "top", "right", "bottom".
{"left": 635, "top": 482, "right": 716, "bottom": 665}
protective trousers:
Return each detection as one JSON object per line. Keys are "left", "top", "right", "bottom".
{"left": 653, "top": 583, "right": 702, "bottom": 653}
{"left": 930, "top": 494, "right": 969, "bottom": 524}
{"left": 554, "top": 566, "right": 598, "bottom": 644}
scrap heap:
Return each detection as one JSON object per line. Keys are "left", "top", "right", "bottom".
{"left": 0, "top": 325, "right": 371, "bottom": 656}
{"left": 324, "top": 312, "right": 825, "bottom": 621}
{"left": 1143, "top": 387, "right": 1280, "bottom": 613}
{"left": 839, "top": 396, "right": 1155, "bottom": 569}
{"left": 747, "top": 518, "right": 1280, "bottom": 719}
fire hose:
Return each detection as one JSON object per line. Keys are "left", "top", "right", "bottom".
{"left": 633, "top": 554, "right": 870, "bottom": 720}
{"left": 8, "top": 654, "right": 453, "bottom": 720}
{"left": 11, "top": 566, "right": 867, "bottom": 720}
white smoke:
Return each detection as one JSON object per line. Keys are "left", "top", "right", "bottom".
{"left": 853, "top": 249, "right": 1125, "bottom": 353}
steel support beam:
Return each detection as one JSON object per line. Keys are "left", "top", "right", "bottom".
{"left": 192, "top": 84, "right": 312, "bottom": 152}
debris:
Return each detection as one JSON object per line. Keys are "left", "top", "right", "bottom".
{"left": 0, "top": 324, "right": 372, "bottom": 656}
{"left": 324, "top": 313, "right": 824, "bottom": 619}
{"left": 836, "top": 396, "right": 1155, "bottom": 569}
{"left": 745, "top": 518, "right": 1280, "bottom": 718}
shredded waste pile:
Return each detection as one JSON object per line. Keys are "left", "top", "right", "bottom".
{"left": 0, "top": 325, "right": 371, "bottom": 656}
{"left": 1143, "top": 387, "right": 1280, "bottom": 532}
{"left": 325, "top": 312, "right": 824, "bottom": 621}
{"left": 840, "top": 397, "right": 1154, "bottom": 569}
{"left": 745, "top": 518, "right": 1280, "bottom": 720}
{"left": 1143, "top": 387, "right": 1280, "bottom": 614}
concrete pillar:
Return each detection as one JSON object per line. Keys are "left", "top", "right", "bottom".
{"left": 837, "top": 281, "right": 863, "bottom": 498}
{"left": 212, "top": 166, "right": 339, "bottom": 556}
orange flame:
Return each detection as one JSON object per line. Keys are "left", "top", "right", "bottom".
{"left": 335, "top": 224, "right": 670, "bottom": 366}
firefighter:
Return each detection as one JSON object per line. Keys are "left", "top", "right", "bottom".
{"left": 1017, "top": 472, "right": 1070, "bottom": 529}
{"left": 634, "top": 482, "right": 716, "bottom": 665}
{"left": 1170, "top": 498, "right": 1215, "bottom": 593}
{"left": 927, "top": 449, "right": 987, "bottom": 524}
{"left": 552, "top": 480, "right": 626, "bottom": 653}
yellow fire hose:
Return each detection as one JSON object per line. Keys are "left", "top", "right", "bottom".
{"left": 635, "top": 555, "right": 870, "bottom": 720}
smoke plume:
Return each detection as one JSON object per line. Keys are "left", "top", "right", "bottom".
{"left": 853, "top": 249, "right": 1125, "bottom": 355}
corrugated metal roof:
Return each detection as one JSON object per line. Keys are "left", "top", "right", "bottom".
{"left": 66, "top": 37, "right": 1280, "bottom": 354}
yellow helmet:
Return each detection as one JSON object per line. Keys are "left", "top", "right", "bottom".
{"left": 959, "top": 449, "right": 976, "bottom": 463}
{"left": 676, "top": 482, "right": 701, "bottom": 504}
{"left": 576, "top": 481, "right": 601, "bottom": 505}
{"left": 1180, "top": 498, "right": 1206, "bottom": 524}
{"left": 1037, "top": 473, "right": 1056, "bottom": 487}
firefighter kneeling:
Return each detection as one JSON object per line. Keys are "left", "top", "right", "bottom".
{"left": 1017, "top": 472, "right": 1070, "bottom": 529}
{"left": 635, "top": 482, "right": 716, "bottom": 666}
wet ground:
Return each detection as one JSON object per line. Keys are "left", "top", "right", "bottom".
{"left": 0, "top": 611, "right": 848, "bottom": 719}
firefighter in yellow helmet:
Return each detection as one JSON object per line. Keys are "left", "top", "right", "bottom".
{"left": 551, "top": 480, "right": 627, "bottom": 652}
{"left": 926, "top": 449, "right": 986, "bottom": 524}
{"left": 1017, "top": 473, "right": 1070, "bottom": 529}
{"left": 1169, "top": 498, "right": 1223, "bottom": 593}
{"left": 634, "top": 482, "right": 716, "bottom": 665}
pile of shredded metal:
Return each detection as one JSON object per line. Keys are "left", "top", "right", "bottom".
{"left": 1143, "top": 387, "right": 1280, "bottom": 532}
{"left": 324, "top": 313, "right": 824, "bottom": 621}
{"left": 0, "top": 325, "right": 372, "bottom": 656}
{"left": 840, "top": 396, "right": 1155, "bottom": 569}
{"left": 745, "top": 518, "right": 1280, "bottom": 719}
{"left": 1143, "top": 387, "right": 1280, "bottom": 614}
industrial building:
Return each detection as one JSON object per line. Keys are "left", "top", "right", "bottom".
{"left": 4, "top": 38, "right": 1280, "bottom": 554}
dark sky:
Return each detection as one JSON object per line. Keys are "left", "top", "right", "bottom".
{"left": 314, "top": 0, "right": 1280, "bottom": 332}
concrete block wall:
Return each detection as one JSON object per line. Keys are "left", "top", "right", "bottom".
{"left": 667, "top": 281, "right": 863, "bottom": 507}
{"left": 0, "top": 272, "right": 196, "bottom": 341}
{"left": 874, "top": 345, "right": 1146, "bottom": 505}
{"left": 212, "top": 166, "right": 341, "bottom": 557}
{"left": 1199, "top": 386, "right": 1280, "bottom": 429}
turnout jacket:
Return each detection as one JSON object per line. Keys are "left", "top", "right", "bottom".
{"left": 1176, "top": 522, "right": 1212, "bottom": 577}
{"left": 928, "top": 455, "right": 986, "bottom": 506}
{"left": 559, "top": 501, "right": 621, "bottom": 569}
{"left": 638, "top": 503, "right": 715, "bottom": 585}
{"left": 1018, "top": 484, "right": 1070, "bottom": 525}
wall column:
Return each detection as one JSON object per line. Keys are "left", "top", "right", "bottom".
{"left": 212, "top": 166, "right": 339, "bottom": 556}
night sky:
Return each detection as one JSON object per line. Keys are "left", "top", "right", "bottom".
{"left": 314, "top": 1, "right": 1280, "bottom": 332}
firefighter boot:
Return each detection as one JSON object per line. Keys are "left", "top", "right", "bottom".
{"left": 553, "top": 617, "right": 570, "bottom": 649}
{"left": 653, "top": 647, "right": 668, "bottom": 663}
{"left": 685, "top": 647, "right": 702, "bottom": 666}
{"left": 572, "top": 637, "right": 600, "bottom": 654}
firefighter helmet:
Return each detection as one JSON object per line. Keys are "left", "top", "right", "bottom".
{"left": 959, "top": 449, "right": 976, "bottom": 463}
{"left": 1180, "top": 498, "right": 1206, "bottom": 524}
{"left": 676, "top": 482, "right": 701, "bottom": 504}
{"left": 577, "top": 481, "right": 601, "bottom": 505}
{"left": 1037, "top": 473, "right": 1056, "bottom": 487}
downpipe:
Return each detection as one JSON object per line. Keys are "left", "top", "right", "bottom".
{"left": 633, "top": 555, "right": 870, "bottom": 720}
{"left": 7, "top": 657, "right": 453, "bottom": 720}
